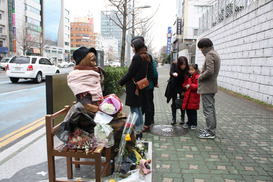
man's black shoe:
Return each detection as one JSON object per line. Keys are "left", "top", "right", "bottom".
{"left": 171, "top": 119, "right": 176, "bottom": 125}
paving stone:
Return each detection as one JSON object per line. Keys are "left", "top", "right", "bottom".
{"left": 146, "top": 67, "right": 273, "bottom": 182}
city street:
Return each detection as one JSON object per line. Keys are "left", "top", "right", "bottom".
{"left": 0, "top": 66, "right": 272, "bottom": 182}
{"left": 0, "top": 67, "right": 73, "bottom": 150}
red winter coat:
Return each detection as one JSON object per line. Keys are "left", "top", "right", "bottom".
{"left": 182, "top": 73, "right": 200, "bottom": 110}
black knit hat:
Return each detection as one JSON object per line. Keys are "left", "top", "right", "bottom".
{"left": 131, "top": 36, "right": 144, "bottom": 43}
{"left": 73, "top": 47, "right": 97, "bottom": 65}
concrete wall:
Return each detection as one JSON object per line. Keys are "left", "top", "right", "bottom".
{"left": 196, "top": 0, "right": 273, "bottom": 105}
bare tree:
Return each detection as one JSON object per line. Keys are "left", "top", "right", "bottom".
{"left": 38, "top": 37, "right": 50, "bottom": 56}
{"left": 136, "top": 20, "right": 155, "bottom": 54}
{"left": 15, "top": 25, "right": 39, "bottom": 55}
{"left": 106, "top": 0, "right": 155, "bottom": 67}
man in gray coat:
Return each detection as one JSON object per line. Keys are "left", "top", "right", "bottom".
{"left": 197, "top": 38, "right": 221, "bottom": 139}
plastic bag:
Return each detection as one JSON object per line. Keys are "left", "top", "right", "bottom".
{"left": 56, "top": 102, "right": 96, "bottom": 143}
{"left": 119, "top": 169, "right": 145, "bottom": 182}
{"left": 94, "top": 123, "right": 114, "bottom": 147}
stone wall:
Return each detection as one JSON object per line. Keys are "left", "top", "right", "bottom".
{"left": 196, "top": 0, "right": 273, "bottom": 105}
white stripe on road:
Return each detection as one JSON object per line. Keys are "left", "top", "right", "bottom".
{"left": 0, "top": 86, "right": 44, "bottom": 96}
{"left": 0, "top": 81, "right": 10, "bottom": 84}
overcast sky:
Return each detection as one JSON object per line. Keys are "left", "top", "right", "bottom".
{"left": 66, "top": 0, "right": 177, "bottom": 53}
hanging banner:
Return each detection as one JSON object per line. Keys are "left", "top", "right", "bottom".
{"left": 177, "top": 18, "right": 182, "bottom": 35}
{"left": 167, "top": 27, "right": 172, "bottom": 55}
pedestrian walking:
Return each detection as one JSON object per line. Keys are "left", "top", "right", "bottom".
{"left": 165, "top": 56, "right": 189, "bottom": 125}
{"left": 182, "top": 64, "right": 201, "bottom": 130}
{"left": 131, "top": 36, "right": 158, "bottom": 132}
{"left": 119, "top": 39, "right": 151, "bottom": 139}
{"left": 196, "top": 38, "right": 221, "bottom": 139}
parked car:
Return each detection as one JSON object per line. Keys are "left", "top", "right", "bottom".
{"left": 58, "top": 61, "right": 69, "bottom": 68}
{"left": 109, "top": 61, "right": 121, "bottom": 67}
{"left": 6, "top": 56, "right": 60, "bottom": 83}
{"left": 0, "top": 57, "right": 12, "bottom": 70}
{"left": 68, "top": 61, "right": 75, "bottom": 67}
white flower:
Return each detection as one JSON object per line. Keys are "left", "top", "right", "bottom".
{"left": 101, "top": 103, "right": 116, "bottom": 114}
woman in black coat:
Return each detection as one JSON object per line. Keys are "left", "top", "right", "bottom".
{"left": 165, "top": 56, "right": 189, "bottom": 125}
{"left": 119, "top": 39, "right": 151, "bottom": 138}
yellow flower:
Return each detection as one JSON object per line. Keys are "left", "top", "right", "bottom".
{"left": 125, "top": 133, "right": 131, "bottom": 141}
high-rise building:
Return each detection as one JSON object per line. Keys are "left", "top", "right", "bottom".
{"left": 94, "top": 33, "right": 103, "bottom": 50}
{"left": 5, "top": 0, "right": 70, "bottom": 62}
{"left": 43, "top": 0, "right": 70, "bottom": 62}
{"left": 0, "top": 0, "right": 9, "bottom": 59}
{"left": 101, "top": 11, "right": 122, "bottom": 59}
{"left": 70, "top": 16, "right": 95, "bottom": 57}
{"left": 7, "top": 0, "right": 42, "bottom": 56}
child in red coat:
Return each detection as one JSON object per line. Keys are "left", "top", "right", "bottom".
{"left": 182, "top": 64, "right": 200, "bottom": 130}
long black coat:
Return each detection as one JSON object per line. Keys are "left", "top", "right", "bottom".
{"left": 165, "top": 62, "right": 187, "bottom": 103}
{"left": 119, "top": 54, "right": 151, "bottom": 107}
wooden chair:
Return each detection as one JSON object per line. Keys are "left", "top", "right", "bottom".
{"left": 46, "top": 105, "right": 111, "bottom": 182}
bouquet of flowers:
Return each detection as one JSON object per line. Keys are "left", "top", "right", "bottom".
{"left": 99, "top": 94, "right": 122, "bottom": 115}
{"left": 135, "top": 141, "right": 148, "bottom": 159}
{"left": 100, "top": 103, "right": 116, "bottom": 115}
{"left": 67, "top": 128, "right": 98, "bottom": 154}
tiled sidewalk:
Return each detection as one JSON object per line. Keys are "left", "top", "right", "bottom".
{"left": 140, "top": 66, "right": 273, "bottom": 182}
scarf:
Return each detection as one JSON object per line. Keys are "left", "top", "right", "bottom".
{"left": 67, "top": 69, "right": 102, "bottom": 102}
{"left": 134, "top": 47, "right": 150, "bottom": 62}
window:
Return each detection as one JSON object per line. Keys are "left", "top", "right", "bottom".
{"left": 31, "top": 58, "right": 37, "bottom": 64}
{"left": 65, "top": 17, "right": 69, "bottom": 23}
{"left": 39, "top": 58, "right": 46, "bottom": 64}
{"left": 0, "top": 13, "right": 2, "bottom": 20}
{"left": 58, "top": 51, "right": 62, "bottom": 54}
{"left": 193, "top": 29, "right": 198, "bottom": 36}
{"left": 25, "top": 4, "right": 40, "bottom": 14}
{"left": 65, "top": 9, "right": 69, "bottom": 16}
{"left": 0, "top": 40, "right": 3, "bottom": 47}
{"left": 45, "top": 50, "right": 50, "bottom": 53}
{"left": 0, "top": 27, "right": 3, "bottom": 33}
{"left": 52, "top": 50, "right": 57, "bottom": 54}
{"left": 65, "top": 42, "right": 69, "bottom": 46}
{"left": 44, "top": 59, "right": 52, "bottom": 65}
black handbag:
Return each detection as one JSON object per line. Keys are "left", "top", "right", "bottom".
{"left": 175, "top": 98, "right": 183, "bottom": 109}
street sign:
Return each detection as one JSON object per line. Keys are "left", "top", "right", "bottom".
{"left": 167, "top": 27, "right": 172, "bottom": 55}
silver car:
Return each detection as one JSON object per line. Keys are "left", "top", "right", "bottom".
{"left": 0, "top": 57, "right": 11, "bottom": 70}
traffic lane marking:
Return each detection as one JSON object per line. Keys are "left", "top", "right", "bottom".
{"left": 0, "top": 117, "right": 44, "bottom": 142}
{"left": 0, "top": 117, "right": 45, "bottom": 148}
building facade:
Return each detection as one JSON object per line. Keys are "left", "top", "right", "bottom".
{"left": 6, "top": 0, "right": 42, "bottom": 56}
{"left": 70, "top": 17, "right": 95, "bottom": 59}
{"left": 101, "top": 11, "right": 122, "bottom": 59}
{"left": 43, "top": 0, "right": 70, "bottom": 62}
{"left": 172, "top": 0, "right": 213, "bottom": 63}
{"left": 0, "top": 0, "right": 9, "bottom": 59}
{"left": 101, "top": 37, "right": 119, "bottom": 63}
{"left": 94, "top": 33, "right": 103, "bottom": 50}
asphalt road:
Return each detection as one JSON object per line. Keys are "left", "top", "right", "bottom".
{"left": 0, "top": 67, "right": 73, "bottom": 150}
